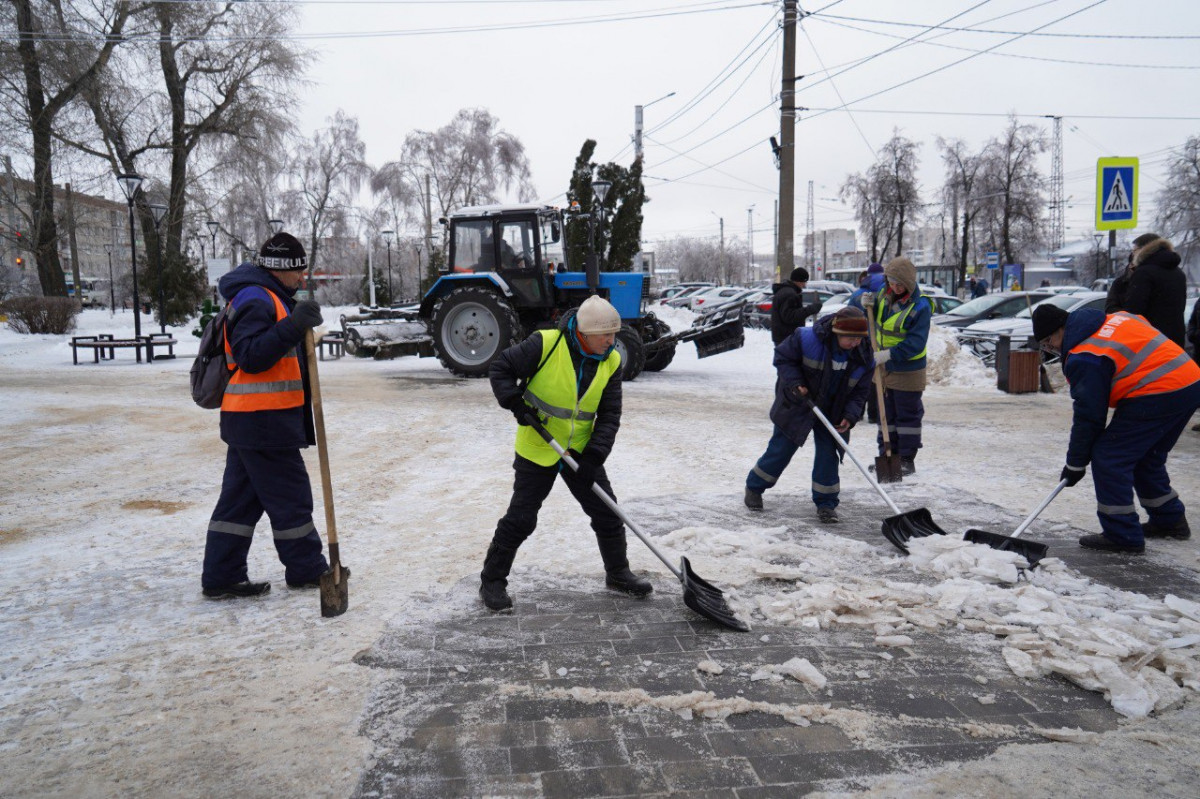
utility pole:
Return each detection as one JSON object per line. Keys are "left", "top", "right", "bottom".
{"left": 1045, "top": 115, "right": 1064, "bottom": 251}
{"left": 775, "top": 0, "right": 799, "bottom": 282}
{"left": 747, "top": 205, "right": 755, "bottom": 280}
{"left": 805, "top": 180, "right": 815, "bottom": 274}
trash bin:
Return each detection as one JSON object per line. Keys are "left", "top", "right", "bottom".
{"left": 996, "top": 335, "right": 1041, "bottom": 394}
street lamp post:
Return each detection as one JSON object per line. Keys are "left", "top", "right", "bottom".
{"left": 149, "top": 202, "right": 168, "bottom": 335}
{"left": 116, "top": 173, "right": 144, "bottom": 357}
{"left": 382, "top": 229, "right": 395, "bottom": 304}
{"left": 103, "top": 243, "right": 115, "bottom": 317}
{"left": 634, "top": 91, "right": 675, "bottom": 160}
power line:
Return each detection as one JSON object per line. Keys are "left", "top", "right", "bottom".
{"left": 4, "top": 1, "right": 773, "bottom": 43}
{"left": 811, "top": 9, "right": 1200, "bottom": 40}
{"left": 812, "top": 14, "right": 1200, "bottom": 71}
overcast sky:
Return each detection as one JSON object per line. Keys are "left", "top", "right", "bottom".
{"left": 293, "top": 0, "right": 1200, "bottom": 256}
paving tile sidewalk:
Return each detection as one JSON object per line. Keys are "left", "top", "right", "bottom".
{"left": 351, "top": 489, "right": 1199, "bottom": 798}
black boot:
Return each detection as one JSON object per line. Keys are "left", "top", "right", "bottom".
{"left": 606, "top": 567, "right": 653, "bottom": 597}
{"left": 1143, "top": 517, "right": 1190, "bottom": 540}
{"left": 595, "top": 530, "right": 651, "bottom": 597}
{"left": 479, "top": 542, "right": 517, "bottom": 611}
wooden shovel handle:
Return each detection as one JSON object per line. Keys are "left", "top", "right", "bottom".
{"left": 865, "top": 303, "right": 895, "bottom": 454}
{"left": 304, "top": 331, "right": 340, "bottom": 565}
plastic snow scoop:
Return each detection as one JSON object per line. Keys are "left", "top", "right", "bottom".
{"left": 805, "top": 399, "right": 948, "bottom": 553}
{"left": 962, "top": 479, "right": 1063, "bottom": 568}
{"left": 865, "top": 308, "right": 903, "bottom": 484}
{"left": 304, "top": 330, "right": 350, "bottom": 618}
{"left": 528, "top": 419, "right": 749, "bottom": 632}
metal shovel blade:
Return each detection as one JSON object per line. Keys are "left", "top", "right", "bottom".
{"left": 680, "top": 556, "right": 750, "bottom": 632}
{"left": 319, "top": 563, "right": 350, "bottom": 618}
{"left": 874, "top": 453, "right": 903, "bottom": 484}
{"left": 881, "top": 508, "right": 949, "bottom": 554}
{"left": 964, "top": 529, "right": 1049, "bottom": 568}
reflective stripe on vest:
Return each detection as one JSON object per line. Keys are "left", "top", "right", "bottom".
{"left": 1069, "top": 311, "right": 1200, "bottom": 408}
{"left": 514, "top": 330, "right": 620, "bottom": 466}
{"left": 221, "top": 288, "right": 305, "bottom": 412}
{"left": 875, "top": 293, "right": 928, "bottom": 360}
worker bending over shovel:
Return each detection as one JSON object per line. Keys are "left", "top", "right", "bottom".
{"left": 479, "top": 296, "right": 653, "bottom": 611}
{"left": 1033, "top": 304, "right": 1200, "bottom": 553}
{"left": 744, "top": 307, "right": 875, "bottom": 523}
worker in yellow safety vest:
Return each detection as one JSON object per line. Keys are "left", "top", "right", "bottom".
{"left": 479, "top": 296, "right": 653, "bottom": 611}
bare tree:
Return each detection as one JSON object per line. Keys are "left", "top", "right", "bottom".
{"left": 875, "top": 131, "right": 922, "bottom": 258}
{"left": 373, "top": 107, "right": 535, "bottom": 251}
{"left": 3, "top": 0, "right": 130, "bottom": 296}
{"left": 289, "top": 110, "right": 371, "bottom": 292}
{"left": 1157, "top": 135, "right": 1200, "bottom": 276}
{"left": 938, "top": 136, "right": 988, "bottom": 287}
{"left": 979, "top": 115, "right": 1047, "bottom": 268}
{"left": 840, "top": 173, "right": 887, "bottom": 263}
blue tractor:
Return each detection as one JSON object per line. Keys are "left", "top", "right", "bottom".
{"left": 340, "top": 203, "right": 744, "bottom": 379}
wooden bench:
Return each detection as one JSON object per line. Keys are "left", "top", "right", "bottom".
{"left": 318, "top": 332, "right": 346, "bottom": 361}
{"left": 71, "top": 334, "right": 178, "bottom": 364}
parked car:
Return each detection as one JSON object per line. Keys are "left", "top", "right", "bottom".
{"left": 819, "top": 292, "right": 965, "bottom": 321}
{"left": 657, "top": 281, "right": 715, "bottom": 301}
{"left": 745, "top": 288, "right": 842, "bottom": 330}
{"left": 659, "top": 285, "right": 712, "bottom": 307}
{"left": 805, "top": 279, "right": 855, "bottom": 295}
{"left": 1045, "top": 285, "right": 1092, "bottom": 295}
{"left": 679, "top": 285, "right": 752, "bottom": 311}
{"left": 930, "top": 291, "right": 1056, "bottom": 330}
{"left": 957, "top": 292, "right": 1108, "bottom": 364}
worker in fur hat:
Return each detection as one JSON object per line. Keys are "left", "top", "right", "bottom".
{"left": 853, "top": 256, "right": 932, "bottom": 476}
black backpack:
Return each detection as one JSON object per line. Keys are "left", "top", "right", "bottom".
{"left": 190, "top": 304, "right": 237, "bottom": 409}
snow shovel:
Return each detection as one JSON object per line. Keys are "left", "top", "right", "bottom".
{"left": 304, "top": 330, "right": 350, "bottom": 618}
{"left": 865, "top": 308, "right": 902, "bottom": 483}
{"left": 963, "top": 479, "right": 1063, "bottom": 568}
{"left": 528, "top": 419, "right": 749, "bottom": 632}
{"left": 806, "top": 399, "right": 948, "bottom": 553}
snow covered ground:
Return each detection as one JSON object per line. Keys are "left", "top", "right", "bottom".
{"left": 1, "top": 306, "right": 1198, "bottom": 797}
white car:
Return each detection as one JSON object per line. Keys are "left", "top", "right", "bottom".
{"left": 957, "top": 292, "right": 1108, "bottom": 364}
{"left": 683, "top": 285, "right": 752, "bottom": 311}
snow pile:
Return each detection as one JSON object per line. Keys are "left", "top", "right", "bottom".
{"left": 926, "top": 323, "right": 995, "bottom": 387}
{"left": 652, "top": 524, "right": 1200, "bottom": 719}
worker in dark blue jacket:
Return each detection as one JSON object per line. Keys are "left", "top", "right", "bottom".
{"left": 1034, "top": 305, "right": 1200, "bottom": 553}
{"left": 745, "top": 307, "right": 874, "bottom": 523}
{"left": 202, "top": 232, "right": 329, "bottom": 598}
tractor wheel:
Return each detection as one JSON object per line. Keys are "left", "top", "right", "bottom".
{"left": 614, "top": 325, "right": 646, "bottom": 381}
{"left": 641, "top": 318, "right": 677, "bottom": 373}
{"left": 430, "top": 286, "right": 522, "bottom": 378}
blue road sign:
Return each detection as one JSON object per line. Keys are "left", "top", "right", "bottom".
{"left": 1096, "top": 157, "right": 1138, "bottom": 230}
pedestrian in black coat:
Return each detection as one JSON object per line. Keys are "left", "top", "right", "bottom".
{"left": 1125, "top": 234, "right": 1187, "bottom": 347}
{"left": 771, "top": 267, "right": 824, "bottom": 344}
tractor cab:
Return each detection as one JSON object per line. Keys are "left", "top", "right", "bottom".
{"left": 446, "top": 204, "right": 564, "bottom": 309}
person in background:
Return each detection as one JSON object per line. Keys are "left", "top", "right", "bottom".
{"left": 479, "top": 296, "right": 652, "bottom": 611}
{"left": 744, "top": 307, "right": 874, "bottom": 522}
{"left": 202, "top": 232, "right": 329, "bottom": 599}
{"left": 1124, "top": 233, "right": 1187, "bottom": 347}
{"left": 771, "top": 267, "right": 825, "bottom": 345}
{"left": 972, "top": 276, "right": 989, "bottom": 298}
{"left": 859, "top": 257, "right": 932, "bottom": 477}
{"left": 848, "top": 262, "right": 886, "bottom": 424}
{"left": 1033, "top": 304, "right": 1200, "bottom": 553}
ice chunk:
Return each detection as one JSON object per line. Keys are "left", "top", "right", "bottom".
{"left": 1002, "top": 646, "right": 1041, "bottom": 679}
{"left": 696, "top": 660, "right": 725, "bottom": 675}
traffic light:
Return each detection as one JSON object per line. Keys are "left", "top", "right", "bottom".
{"left": 14, "top": 256, "right": 23, "bottom": 268}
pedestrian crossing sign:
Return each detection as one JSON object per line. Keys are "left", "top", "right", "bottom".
{"left": 1095, "top": 157, "right": 1138, "bottom": 230}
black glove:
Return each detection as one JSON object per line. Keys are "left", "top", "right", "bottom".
{"left": 290, "top": 300, "right": 323, "bottom": 330}
{"left": 502, "top": 396, "right": 539, "bottom": 427}
{"left": 788, "top": 384, "right": 809, "bottom": 403}
{"left": 567, "top": 448, "right": 600, "bottom": 485}
{"left": 1060, "top": 464, "right": 1086, "bottom": 487}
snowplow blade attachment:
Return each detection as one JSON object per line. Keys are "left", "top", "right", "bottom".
{"left": 881, "top": 508, "right": 949, "bottom": 554}
{"left": 963, "top": 529, "right": 1049, "bottom": 568}
{"left": 680, "top": 556, "right": 750, "bottom": 632}
{"left": 694, "top": 319, "right": 745, "bottom": 359}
